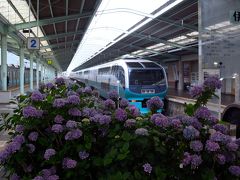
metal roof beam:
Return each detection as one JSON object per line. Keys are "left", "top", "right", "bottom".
{"left": 14, "top": 11, "right": 94, "bottom": 30}
{"left": 41, "top": 40, "right": 79, "bottom": 49}
{"left": 130, "top": 32, "right": 198, "bottom": 52}
{"left": 40, "top": 30, "right": 84, "bottom": 41}
{"left": 118, "top": 42, "right": 180, "bottom": 59}
{"left": 155, "top": 16, "right": 197, "bottom": 32}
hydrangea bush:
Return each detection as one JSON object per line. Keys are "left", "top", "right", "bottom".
{"left": 0, "top": 76, "right": 239, "bottom": 179}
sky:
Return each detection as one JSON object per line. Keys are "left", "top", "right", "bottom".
{"left": 0, "top": 48, "right": 36, "bottom": 68}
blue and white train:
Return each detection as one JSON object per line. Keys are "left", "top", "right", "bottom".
{"left": 71, "top": 58, "right": 168, "bottom": 113}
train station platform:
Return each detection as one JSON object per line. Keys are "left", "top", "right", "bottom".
{"left": 167, "top": 88, "right": 235, "bottom": 106}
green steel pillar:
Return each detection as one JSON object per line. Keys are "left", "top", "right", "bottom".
{"left": 29, "top": 53, "right": 33, "bottom": 91}
{"left": 19, "top": 47, "right": 25, "bottom": 94}
{"left": 1, "top": 34, "right": 7, "bottom": 91}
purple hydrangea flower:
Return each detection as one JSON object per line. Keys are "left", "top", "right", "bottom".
{"left": 99, "top": 115, "right": 111, "bottom": 125}
{"left": 67, "top": 91, "right": 78, "bottom": 97}
{"left": 53, "top": 98, "right": 66, "bottom": 108}
{"left": 143, "top": 163, "right": 152, "bottom": 174}
{"left": 135, "top": 128, "right": 149, "bottom": 136}
{"left": 0, "top": 149, "right": 10, "bottom": 163}
{"left": 235, "top": 138, "right": 240, "bottom": 146}
{"left": 6, "top": 142, "right": 21, "bottom": 154}
{"left": 31, "top": 91, "right": 44, "bottom": 102}
{"left": 108, "top": 90, "right": 119, "bottom": 101}
{"left": 229, "top": 166, "right": 240, "bottom": 177}
{"left": 127, "top": 105, "right": 140, "bottom": 117}
{"left": 79, "top": 151, "right": 89, "bottom": 160}
{"left": 15, "top": 125, "right": 25, "bottom": 133}
{"left": 55, "top": 77, "right": 65, "bottom": 85}
{"left": 68, "top": 108, "right": 81, "bottom": 116}
{"left": 190, "top": 140, "right": 203, "bottom": 152}
{"left": 226, "top": 142, "right": 238, "bottom": 152}
{"left": 224, "top": 152, "right": 236, "bottom": 163}
{"left": 26, "top": 144, "right": 35, "bottom": 153}
{"left": 84, "top": 86, "right": 92, "bottom": 94}
{"left": 189, "top": 85, "right": 203, "bottom": 98}
{"left": 146, "top": 96, "right": 163, "bottom": 112}
{"left": 204, "top": 75, "right": 222, "bottom": 90}
{"left": 190, "top": 154, "right": 202, "bottom": 169}
{"left": 181, "top": 152, "right": 192, "bottom": 166}
{"left": 115, "top": 108, "right": 127, "bottom": 121}
{"left": 66, "top": 120, "right": 77, "bottom": 128}
{"left": 213, "top": 124, "right": 228, "bottom": 134}
{"left": 33, "top": 176, "right": 44, "bottom": 180}
{"left": 207, "top": 116, "right": 218, "bottom": 125}
{"left": 51, "top": 124, "right": 63, "bottom": 133}
{"left": 216, "top": 154, "right": 226, "bottom": 165}
{"left": 54, "top": 115, "right": 64, "bottom": 124}
{"left": 205, "top": 140, "right": 220, "bottom": 152}
{"left": 65, "top": 129, "right": 82, "bottom": 140}
{"left": 67, "top": 95, "right": 80, "bottom": 105}
{"left": 210, "top": 131, "right": 231, "bottom": 144}
{"left": 154, "top": 117, "right": 169, "bottom": 128}
{"left": 183, "top": 126, "right": 199, "bottom": 140}
{"left": 124, "top": 119, "right": 136, "bottom": 128}
{"left": 23, "top": 106, "right": 43, "bottom": 118}
{"left": 41, "top": 169, "right": 51, "bottom": 178}
{"left": 47, "top": 175, "right": 59, "bottom": 180}
{"left": 46, "top": 82, "right": 54, "bottom": 89}
{"left": 62, "top": 158, "right": 77, "bottom": 169}
{"left": 194, "top": 107, "right": 211, "bottom": 119}
{"left": 76, "top": 88, "right": 83, "bottom": 95}
{"left": 189, "top": 117, "right": 202, "bottom": 130}
{"left": 28, "top": 132, "right": 39, "bottom": 141}
{"left": 10, "top": 173, "right": 20, "bottom": 180}
{"left": 104, "top": 99, "right": 116, "bottom": 110}
{"left": 170, "top": 118, "right": 182, "bottom": 128}
{"left": 150, "top": 113, "right": 166, "bottom": 122}
{"left": 120, "top": 98, "right": 129, "bottom": 108}
{"left": 44, "top": 148, "right": 56, "bottom": 160}
{"left": 13, "top": 135, "right": 25, "bottom": 144}
{"left": 83, "top": 108, "right": 98, "bottom": 118}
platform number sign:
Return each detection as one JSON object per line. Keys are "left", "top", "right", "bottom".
{"left": 27, "top": 37, "right": 40, "bottom": 50}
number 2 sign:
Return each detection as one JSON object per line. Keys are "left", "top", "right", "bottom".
{"left": 27, "top": 37, "right": 40, "bottom": 50}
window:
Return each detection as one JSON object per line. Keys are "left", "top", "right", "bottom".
{"left": 126, "top": 62, "right": 143, "bottom": 68}
{"left": 129, "top": 69, "right": 165, "bottom": 86}
{"left": 141, "top": 62, "right": 160, "bottom": 68}
{"left": 98, "top": 67, "right": 111, "bottom": 75}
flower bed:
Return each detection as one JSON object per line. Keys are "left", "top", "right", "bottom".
{"left": 0, "top": 76, "right": 239, "bottom": 180}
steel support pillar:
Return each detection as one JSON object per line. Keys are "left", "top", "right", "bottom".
{"left": 1, "top": 34, "right": 7, "bottom": 91}
{"left": 178, "top": 60, "right": 184, "bottom": 91}
{"left": 36, "top": 59, "right": 39, "bottom": 89}
{"left": 19, "top": 47, "right": 25, "bottom": 94}
{"left": 198, "top": 0, "right": 203, "bottom": 83}
{"left": 29, "top": 54, "right": 33, "bottom": 91}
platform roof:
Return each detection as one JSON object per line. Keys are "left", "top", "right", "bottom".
{"left": 0, "top": 0, "right": 101, "bottom": 71}
{"left": 1, "top": 0, "right": 236, "bottom": 73}
{"left": 71, "top": 0, "right": 198, "bottom": 71}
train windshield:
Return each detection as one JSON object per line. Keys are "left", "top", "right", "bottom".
{"left": 129, "top": 69, "right": 165, "bottom": 86}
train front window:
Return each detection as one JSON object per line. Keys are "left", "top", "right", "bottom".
{"left": 129, "top": 69, "right": 165, "bottom": 86}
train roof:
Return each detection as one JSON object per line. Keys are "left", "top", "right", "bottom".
{"left": 75, "top": 58, "right": 163, "bottom": 72}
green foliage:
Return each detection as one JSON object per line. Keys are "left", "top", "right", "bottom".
{"left": 0, "top": 78, "right": 239, "bottom": 179}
